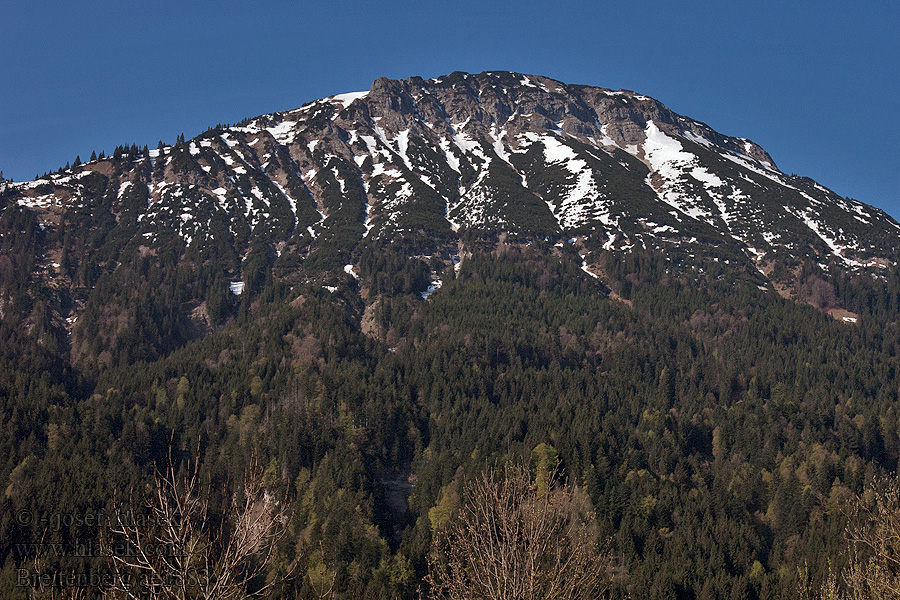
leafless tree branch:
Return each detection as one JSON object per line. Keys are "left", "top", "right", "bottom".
{"left": 101, "top": 452, "right": 290, "bottom": 600}
{"left": 427, "top": 462, "right": 611, "bottom": 600}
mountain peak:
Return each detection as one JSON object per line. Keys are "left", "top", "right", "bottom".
{"left": 4, "top": 71, "right": 898, "bottom": 298}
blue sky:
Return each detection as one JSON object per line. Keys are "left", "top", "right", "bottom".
{"left": 2, "top": 1, "right": 898, "bottom": 217}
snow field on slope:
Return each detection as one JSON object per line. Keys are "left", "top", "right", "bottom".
{"left": 521, "top": 132, "right": 609, "bottom": 230}
{"left": 639, "top": 121, "right": 732, "bottom": 225}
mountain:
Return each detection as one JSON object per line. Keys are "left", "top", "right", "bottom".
{"left": 2, "top": 72, "right": 900, "bottom": 599}
{"left": 4, "top": 71, "right": 898, "bottom": 299}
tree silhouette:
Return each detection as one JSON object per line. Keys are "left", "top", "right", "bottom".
{"left": 427, "top": 462, "right": 610, "bottom": 600}
{"left": 102, "top": 454, "right": 292, "bottom": 600}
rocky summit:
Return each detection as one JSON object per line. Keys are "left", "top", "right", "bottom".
{"left": 2, "top": 70, "right": 898, "bottom": 344}
{"left": 7, "top": 71, "right": 899, "bottom": 255}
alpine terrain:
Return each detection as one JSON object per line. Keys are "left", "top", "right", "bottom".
{"left": 2, "top": 71, "right": 900, "bottom": 599}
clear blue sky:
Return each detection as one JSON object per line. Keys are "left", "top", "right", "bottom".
{"left": 2, "top": 1, "right": 898, "bottom": 218}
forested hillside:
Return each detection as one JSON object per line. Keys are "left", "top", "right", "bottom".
{"left": 3, "top": 232, "right": 900, "bottom": 598}
{"left": 2, "top": 71, "right": 900, "bottom": 599}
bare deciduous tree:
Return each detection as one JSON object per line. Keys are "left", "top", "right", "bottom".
{"left": 427, "top": 462, "right": 610, "bottom": 600}
{"left": 102, "top": 455, "right": 290, "bottom": 600}
{"left": 801, "top": 481, "right": 900, "bottom": 600}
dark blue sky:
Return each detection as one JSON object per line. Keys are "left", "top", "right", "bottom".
{"left": 3, "top": 1, "right": 898, "bottom": 217}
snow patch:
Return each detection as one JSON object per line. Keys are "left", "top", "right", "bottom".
{"left": 788, "top": 207, "right": 866, "bottom": 268}
{"left": 266, "top": 121, "right": 298, "bottom": 144}
{"left": 271, "top": 181, "right": 298, "bottom": 224}
{"left": 579, "top": 254, "right": 599, "bottom": 279}
{"left": 438, "top": 138, "right": 461, "bottom": 173}
{"left": 421, "top": 278, "right": 442, "bottom": 300}
{"left": 524, "top": 132, "right": 610, "bottom": 229}
{"left": 636, "top": 121, "right": 731, "bottom": 225}
{"left": 330, "top": 91, "right": 369, "bottom": 109}
{"left": 682, "top": 131, "right": 712, "bottom": 148}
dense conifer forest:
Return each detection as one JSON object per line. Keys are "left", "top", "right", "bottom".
{"left": 3, "top": 195, "right": 900, "bottom": 597}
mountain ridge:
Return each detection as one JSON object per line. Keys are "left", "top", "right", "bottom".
{"left": 2, "top": 70, "right": 898, "bottom": 343}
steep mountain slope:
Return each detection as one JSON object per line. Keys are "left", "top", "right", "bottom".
{"left": 4, "top": 71, "right": 898, "bottom": 288}
{"left": 3, "top": 71, "right": 900, "bottom": 599}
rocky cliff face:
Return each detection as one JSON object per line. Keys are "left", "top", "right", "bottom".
{"left": 2, "top": 71, "right": 898, "bottom": 345}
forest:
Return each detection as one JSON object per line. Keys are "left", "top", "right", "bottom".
{"left": 4, "top": 167, "right": 900, "bottom": 598}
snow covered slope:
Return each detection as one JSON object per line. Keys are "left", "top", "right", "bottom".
{"left": 4, "top": 71, "right": 898, "bottom": 288}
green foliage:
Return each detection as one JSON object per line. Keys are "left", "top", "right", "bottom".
{"left": 3, "top": 225, "right": 900, "bottom": 599}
